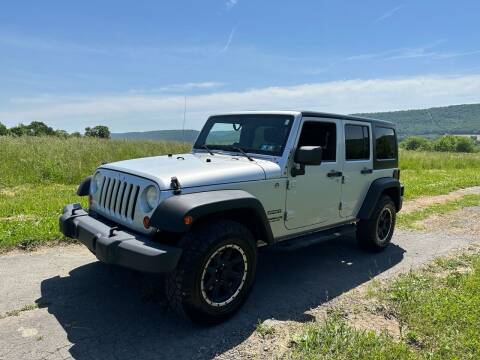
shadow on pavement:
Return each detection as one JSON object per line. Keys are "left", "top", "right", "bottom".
{"left": 36, "top": 235, "right": 404, "bottom": 360}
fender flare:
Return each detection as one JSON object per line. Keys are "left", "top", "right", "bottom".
{"left": 150, "top": 190, "right": 274, "bottom": 243}
{"left": 357, "top": 177, "right": 402, "bottom": 220}
{"left": 77, "top": 176, "right": 92, "bottom": 196}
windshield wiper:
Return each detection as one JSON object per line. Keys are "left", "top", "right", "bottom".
{"left": 230, "top": 146, "right": 254, "bottom": 162}
{"left": 201, "top": 144, "right": 215, "bottom": 156}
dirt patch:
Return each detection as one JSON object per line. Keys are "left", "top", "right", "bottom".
{"left": 402, "top": 186, "right": 480, "bottom": 213}
{"left": 236, "top": 287, "right": 403, "bottom": 360}
{"left": 0, "top": 215, "right": 40, "bottom": 222}
{"left": 308, "top": 286, "right": 402, "bottom": 340}
{"left": 418, "top": 206, "right": 480, "bottom": 236}
{"left": 239, "top": 319, "right": 303, "bottom": 360}
{"left": 0, "top": 186, "right": 28, "bottom": 197}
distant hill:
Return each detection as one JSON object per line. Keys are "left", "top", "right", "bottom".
{"left": 355, "top": 103, "right": 480, "bottom": 139}
{"left": 112, "top": 103, "right": 480, "bottom": 142}
{"left": 112, "top": 129, "right": 199, "bottom": 143}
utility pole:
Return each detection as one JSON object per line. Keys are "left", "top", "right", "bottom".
{"left": 182, "top": 96, "right": 187, "bottom": 142}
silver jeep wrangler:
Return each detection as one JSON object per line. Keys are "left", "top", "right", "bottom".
{"left": 60, "top": 111, "right": 403, "bottom": 324}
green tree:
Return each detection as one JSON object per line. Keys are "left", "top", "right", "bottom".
{"left": 401, "top": 136, "right": 432, "bottom": 151}
{"left": 0, "top": 122, "right": 8, "bottom": 136}
{"left": 70, "top": 131, "right": 82, "bottom": 138}
{"left": 433, "top": 135, "right": 476, "bottom": 153}
{"left": 433, "top": 135, "right": 457, "bottom": 152}
{"left": 54, "top": 129, "right": 69, "bottom": 138}
{"left": 85, "top": 125, "right": 110, "bottom": 139}
{"left": 9, "top": 124, "right": 30, "bottom": 137}
{"left": 455, "top": 137, "right": 476, "bottom": 153}
{"left": 28, "top": 121, "right": 54, "bottom": 136}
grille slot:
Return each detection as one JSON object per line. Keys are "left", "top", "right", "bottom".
{"left": 97, "top": 175, "right": 140, "bottom": 220}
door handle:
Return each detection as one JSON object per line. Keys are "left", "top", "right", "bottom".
{"left": 361, "top": 168, "right": 373, "bottom": 174}
{"left": 327, "top": 170, "right": 343, "bottom": 178}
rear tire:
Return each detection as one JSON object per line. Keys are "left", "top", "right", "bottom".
{"left": 357, "top": 195, "right": 396, "bottom": 252}
{"left": 165, "top": 219, "right": 257, "bottom": 325}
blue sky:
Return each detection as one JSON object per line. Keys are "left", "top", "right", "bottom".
{"left": 1, "top": 0, "right": 480, "bottom": 132}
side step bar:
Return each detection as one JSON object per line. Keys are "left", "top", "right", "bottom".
{"left": 271, "top": 224, "right": 356, "bottom": 251}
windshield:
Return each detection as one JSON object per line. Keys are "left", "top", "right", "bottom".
{"left": 194, "top": 114, "right": 294, "bottom": 156}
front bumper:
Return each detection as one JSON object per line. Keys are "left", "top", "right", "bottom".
{"left": 59, "top": 204, "right": 182, "bottom": 273}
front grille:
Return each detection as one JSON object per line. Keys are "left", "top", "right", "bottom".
{"left": 97, "top": 175, "right": 140, "bottom": 220}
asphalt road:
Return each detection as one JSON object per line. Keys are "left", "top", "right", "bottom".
{"left": 0, "top": 227, "right": 478, "bottom": 360}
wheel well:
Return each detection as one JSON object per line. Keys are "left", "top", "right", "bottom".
{"left": 192, "top": 208, "right": 272, "bottom": 245}
{"left": 382, "top": 187, "right": 400, "bottom": 211}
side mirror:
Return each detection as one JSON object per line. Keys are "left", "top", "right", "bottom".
{"left": 292, "top": 146, "right": 322, "bottom": 177}
{"left": 295, "top": 146, "right": 323, "bottom": 165}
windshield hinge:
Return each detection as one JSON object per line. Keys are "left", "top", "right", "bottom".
{"left": 170, "top": 177, "right": 182, "bottom": 195}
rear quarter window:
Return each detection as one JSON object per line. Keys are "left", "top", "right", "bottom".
{"left": 375, "top": 127, "right": 396, "bottom": 160}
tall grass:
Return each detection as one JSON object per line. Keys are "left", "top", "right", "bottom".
{"left": 399, "top": 150, "right": 480, "bottom": 199}
{"left": 399, "top": 150, "right": 480, "bottom": 170}
{"left": 0, "top": 136, "right": 191, "bottom": 186}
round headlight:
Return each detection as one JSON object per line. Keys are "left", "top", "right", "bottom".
{"left": 145, "top": 186, "right": 159, "bottom": 211}
{"left": 92, "top": 172, "right": 102, "bottom": 193}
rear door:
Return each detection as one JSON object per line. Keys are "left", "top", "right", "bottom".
{"left": 340, "top": 121, "right": 373, "bottom": 218}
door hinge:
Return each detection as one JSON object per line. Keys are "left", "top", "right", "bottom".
{"left": 341, "top": 176, "right": 345, "bottom": 184}
{"left": 339, "top": 202, "right": 343, "bottom": 211}
{"left": 284, "top": 210, "right": 294, "bottom": 221}
{"left": 287, "top": 180, "right": 297, "bottom": 190}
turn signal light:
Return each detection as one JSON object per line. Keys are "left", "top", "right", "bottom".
{"left": 184, "top": 215, "right": 193, "bottom": 225}
{"left": 143, "top": 216, "right": 151, "bottom": 229}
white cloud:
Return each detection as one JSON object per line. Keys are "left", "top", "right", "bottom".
{"left": 347, "top": 40, "right": 447, "bottom": 61}
{"left": 0, "top": 32, "right": 109, "bottom": 54}
{"left": 225, "top": 0, "right": 238, "bottom": 10}
{"left": 219, "top": 27, "right": 237, "bottom": 53}
{"left": 376, "top": 5, "right": 404, "bottom": 22}
{"left": 154, "top": 82, "right": 225, "bottom": 93}
{"left": 2, "top": 74, "right": 480, "bottom": 132}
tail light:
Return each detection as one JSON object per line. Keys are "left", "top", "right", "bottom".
{"left": 393, "top": 169, "right": 401, "bottom": 180}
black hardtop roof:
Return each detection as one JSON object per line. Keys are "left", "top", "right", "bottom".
{"left": 301, "top": 111, "right": 395, "bottom": 128}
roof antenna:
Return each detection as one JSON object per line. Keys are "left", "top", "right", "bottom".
{"left": 182, "top": 96, "right": 187, "bottom": 142}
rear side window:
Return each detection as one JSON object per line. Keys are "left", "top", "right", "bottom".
{"left": 375, "top": 127, "right": 396, "bottom": 159}
{"left": 345, "top": 124, "right": 370, "bottom": 160}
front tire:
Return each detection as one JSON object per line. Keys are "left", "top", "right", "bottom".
{"left": 165, "top": 220, "right": 257, "bottom": 325}
{"left": 357, "top": 195, "right": 396, "bottom": 252}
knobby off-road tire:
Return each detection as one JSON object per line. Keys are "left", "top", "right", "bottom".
{"left": 165, "top": 219, "right": 257, "bottom": 325}
{"left": 357, "top": 195, "right": 396, "bottom": 252}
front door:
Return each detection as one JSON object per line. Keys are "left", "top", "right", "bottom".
{"left": 285, "top": 118, "right": 343, "bottom": 230}
{"left": 340, "top": 120, "right": 373, "bottom": 218}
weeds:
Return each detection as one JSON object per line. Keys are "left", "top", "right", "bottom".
{"left": 290, "top": 251, "right": 480, "bottom": 359}
{"left": 256, "top": 319, "right": 276, "bottom": 338}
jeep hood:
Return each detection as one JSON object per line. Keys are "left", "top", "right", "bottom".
{"left": 100, "top": 153, "right": 280, "bottom": 190}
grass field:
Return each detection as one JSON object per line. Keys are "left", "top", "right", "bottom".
{"left": 0, "top": 137, "right": 190, "bottom": 252}
{"left": 400, "top": 150, "right": 480, "bottom": 200}
{"left": 0, "top": 136, "right": 190, "bottom": 186}
{"left": 0, "top": 137, "right": 479, "bottom": 251}
{"left": 290, "top": 251, "right": 480, "bottom": 359}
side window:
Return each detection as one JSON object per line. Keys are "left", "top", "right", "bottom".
{"left": 345, "top": 124, "right": 370, "bottom": 160}
{"left": 297, "top": 121, "right": 336, "bottom": 162}
{"left": 375, "top": 127, "right": 396, "bottom": 160}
